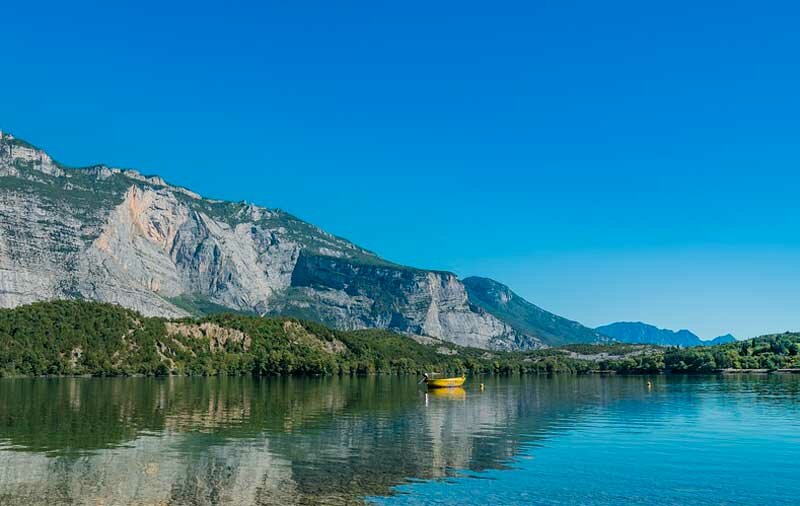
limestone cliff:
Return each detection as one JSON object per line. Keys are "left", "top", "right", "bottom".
{"left": 0, "top": 131, "right": 540, "bottom": 349}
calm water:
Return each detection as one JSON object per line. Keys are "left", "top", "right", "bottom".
{"left": 0, "top": 375, "right": 798, "bottom": 505}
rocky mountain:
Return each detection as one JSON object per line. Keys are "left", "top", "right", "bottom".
{"left": 463, "top": 277, "right": 611, "bottom": 346}
{"left": 0, "top": 131, "right": 555, "bottom": 350}
{"left": 596, "top": 322, "right": 736, "bottom": 347}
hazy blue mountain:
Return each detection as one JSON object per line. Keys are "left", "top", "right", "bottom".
{"left": 596, "top": 322, "right": 736, "bottom": 347}
{"left": 462, "top": 277, "right": 610, "bottom": 347}
{"left": 709, "top": 333, "right": 737, "bottom": 345}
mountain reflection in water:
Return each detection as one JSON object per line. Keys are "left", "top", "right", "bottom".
{"left": 1, "top": 375, "right": 797, "bottom": 505}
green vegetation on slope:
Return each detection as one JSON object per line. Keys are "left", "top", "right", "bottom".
{"left": 0, "top": 301, "right": 597, "bottom": 377}
{"left": 570, "top": 336, "right": 800, "bottom": 373}
{"left": 663, "top": 334, "right": 800, "bottom": 371}
{"left": 167, "top": 293, "right": 257, "bottom": 317}
{"left": 1, "top": 301, "right": 799, "bottom": 377}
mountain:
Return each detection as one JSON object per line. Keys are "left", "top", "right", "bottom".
{"left": 463, "top": 277, "right": 610, "bottom": 346}
{"left": 596, "top": 322, "right": 703, "bottom": 346}
{"left": 0, "top": 130, "right": 570, "bottom": 350}
{"left": 709, "top": 333, "right": 737, "bottom": 345}
{"left": 596, "top": 322, "right": 736, "bottom": 347}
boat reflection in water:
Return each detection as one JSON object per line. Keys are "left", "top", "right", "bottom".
{"left": 427, "top": 387, "right": 467, "bottom": 401}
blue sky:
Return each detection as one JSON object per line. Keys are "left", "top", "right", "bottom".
{"left": 3, "top": 0, "right": 800, "bottom": 339}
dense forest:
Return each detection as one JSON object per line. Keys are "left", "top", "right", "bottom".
{"left": 1, "top": 301, "right": 799, "bottom": 377}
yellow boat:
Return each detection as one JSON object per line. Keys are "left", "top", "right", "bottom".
{"left": 422, "top": 373, "right": 466, "bottom": 389}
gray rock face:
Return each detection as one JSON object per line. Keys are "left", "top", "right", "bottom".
{"left": 271, "top": 253, "right": 533, "bottom": 349}
{"left": 0, "top": 131, "right": 537, "bottom": 349}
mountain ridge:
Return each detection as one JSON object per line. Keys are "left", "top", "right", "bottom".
{"left": 596, "top": 321, "right": 736, "bottom": 346}
{"left": 463, "top": 276, "right": 611, "bottom": 346}
{"left": 0, "top": 130, "right": 609, "bottom": 350}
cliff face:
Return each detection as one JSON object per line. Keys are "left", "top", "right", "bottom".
{"left": 272, "top": 253, "right": 535, "bottom": 349}
{"left": 0, "top": 131, "right": 537, "bottom": 350}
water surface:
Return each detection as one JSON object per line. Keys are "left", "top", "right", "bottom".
{"left": 0, "top": 375, "right": 797, "bottom": 505}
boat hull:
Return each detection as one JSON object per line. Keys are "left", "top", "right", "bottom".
{"left": 425, "top": 377, "right": 466, "bottom": 389}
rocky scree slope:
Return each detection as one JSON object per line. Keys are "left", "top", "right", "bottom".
{"left": 0, "top": 131, "right": 548, "bottom": 350}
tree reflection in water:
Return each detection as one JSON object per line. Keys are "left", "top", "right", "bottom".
{"left": 0, "top": 375, "right": 665, "bottom": 505}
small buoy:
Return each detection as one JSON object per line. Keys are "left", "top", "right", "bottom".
{"left": 480, "top": 383, "right": 485, "bottom": 391}
{"left": 647, "top": 381, "right": 652, "bottom": 388}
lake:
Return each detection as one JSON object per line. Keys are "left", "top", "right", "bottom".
{"left": 0, "top": 375, "right": 798, "bottom": 505}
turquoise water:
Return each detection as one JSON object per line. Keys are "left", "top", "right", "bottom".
{"left": 372, "top": 376, "right": 800, "bottom": 505}
{"left": 0, "top": 375, "right": 797, "bottom": 505}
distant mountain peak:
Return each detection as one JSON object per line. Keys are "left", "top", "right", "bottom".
{"left": 596, "top": 321, "right": 734, "bottom": 347}
{"left": 710, "top": 333, "right": 737, "bottom": 344}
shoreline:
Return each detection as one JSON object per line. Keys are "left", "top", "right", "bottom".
{"left": 3, "top": 368, "right": 800, "bottom": 379}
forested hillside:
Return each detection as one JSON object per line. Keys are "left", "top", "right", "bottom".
{"left": 1, "top": 301, "right": 798, "bottom": 377}
{"left": 0, "top": 301, "right": 594, "bottom": 376}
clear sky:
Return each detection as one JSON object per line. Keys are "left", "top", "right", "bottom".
{"left": 3, "top": 0, "right": 799, "bottom": 339}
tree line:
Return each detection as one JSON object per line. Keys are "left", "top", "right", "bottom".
{"left": 1, "top": 300, "right": 798, "bottom": 377}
